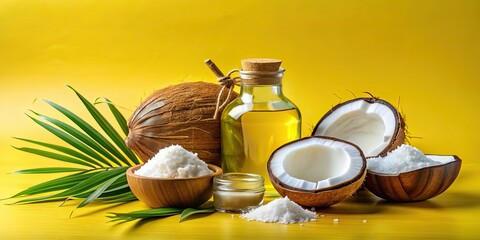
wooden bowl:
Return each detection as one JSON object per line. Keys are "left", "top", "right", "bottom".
{"left": 364, "top": 155, "right": 461, "bottom": 202}
{"left": 126, "top": 164, "right": 222, "bottom": 208}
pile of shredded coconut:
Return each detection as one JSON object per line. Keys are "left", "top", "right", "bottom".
{"left": 135, "top": 145, "right": 213, "bottom": 178}
{"left": 240, "top": 197, "right": 317, "bottom": 224}
{"left": 367, "top": 144, "right": 443, "bottom": 174}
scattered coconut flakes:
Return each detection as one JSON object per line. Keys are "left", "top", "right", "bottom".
{"left": 333, "top": 218, "right": 339, "bottom": 223}
{"left": 320, "top": 214, "right": 326, "bottom": 217}
{"left": 363, "top": 219, "right": 368, "bottom": 223}
{"left": 367, "top": 144, "right": 446, "bottom": 174}
{"left": 240, "top": 197, "right": 317, "bottom": 224}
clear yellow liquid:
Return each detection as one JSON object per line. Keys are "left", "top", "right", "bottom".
{"left": 221, "top": 109, "right": 301, "bottom": 191}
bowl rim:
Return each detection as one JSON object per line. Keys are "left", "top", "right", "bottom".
{"left": 366, "top": 155, "right": 461, "bottom": 176}
{"left": 126, "top": 163, "right": 222, "bottom": 180}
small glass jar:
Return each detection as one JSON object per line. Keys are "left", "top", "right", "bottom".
{"left": 213, "top": 173, "right": 265, "bottom": 213}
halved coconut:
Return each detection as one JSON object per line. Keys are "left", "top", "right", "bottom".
{"left": 267, "top": 136, "right": 366, "bottom": 207}
{"left": 312, "top": 98, "right": 405, "bottom": 158}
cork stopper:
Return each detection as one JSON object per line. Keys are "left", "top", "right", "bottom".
{"left": 241, "top": 58, "right": 282, "bottom": 72}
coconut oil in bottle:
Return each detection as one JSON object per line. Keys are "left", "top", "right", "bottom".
{"left": 221, "top": 59, "right": 301, "bottom": 192}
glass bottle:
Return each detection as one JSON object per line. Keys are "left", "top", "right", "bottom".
{"left": 221, "top": 58, "right": 301, "bottom": 192}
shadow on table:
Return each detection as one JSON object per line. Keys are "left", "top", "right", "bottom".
{"left": 374, "top": 191, "right": 480, "bottom": 209}
{"left": 319, "top": 189, "right": 386, "bottom": 215}
{"left": 130, "top": 217, "right": 160, "bottom": 229}
{"left": 309, "top": 190, "right": 480, "bottom": 217}
{"left": 106, "top": 213, "right": 167, "bottom": 231}
{"left": 437, "top": 192, "right": 480, "bottom": 208}
{"left": 312, "top": 188, "right": 480, "bottom": 214}
{"left": 69, "top": 201, "right": 132, "bottom": 219}
{"left": 122, "top": 210, "right": 214, "bottom": 230}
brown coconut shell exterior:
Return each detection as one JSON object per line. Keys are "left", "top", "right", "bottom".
{"left": 125, "top": 82, "right": 238, "bottom": 166}
{"left": 271, "top": 171, "right": 366, "bottom": 208}
{"left": 364, "top": 155, "right": 461, "bottom": 202}
{"left": 312, "top": 97, "right": 406, "bottom": 157}
{"left": 267, "top": 136, "right": 367, "bottom": 207}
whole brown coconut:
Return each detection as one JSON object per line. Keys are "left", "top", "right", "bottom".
{"left": 125, "top": 82, "right": 238, "bottom": 166}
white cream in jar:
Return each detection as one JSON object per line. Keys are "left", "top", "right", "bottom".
{"left": 213, "top": 173, "right": 265, "bottom": 213}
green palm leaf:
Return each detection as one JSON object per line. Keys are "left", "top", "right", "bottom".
{"left": 179, "top": 207, "right": 216, "bottom": 222}
{"left": 11, "top": 167, "right": 87, "bottom": 174}
{"left": 13, "top": 137, "right": 101, "bottom": 167}
{"left": 107, "top": 208, "right": 184, "bottom": 222}
{"left": 7, "top": 86, "right": 140, "bottom": 210}
{"left": 72, "top": 173, "right": 130, "bottom": 199}
{"left": 7, "top": 196, "right": 72, "bottom": 205}
{"left": 31, "top": 111, "right": 122, "bottom": 167}
{"left": 26, "top": 114, "right": 112, "bottom": 167}
{"left": 12, "top": 167, "right": 127, "bottom": 205}
{"left": 67, "top": 85, "right": 139, "bottom": 165}
{"left": 101, "top": 191, "right": 137, "bottom": 203}
{"left": 77, "top": 172, "right": 126, "bottom": 208}
{"left": 96, "top": 98, "right": 129, "bottom": 136}
{"left": 80, "top": 187, "right": 131, "bottom": 200}
{"left": 107, "top": 204, "right": 216, "bottom": 223}
{"left": 13, "top": 146, "right": 98, "bottom": 168}
{"left": 9, "top": 171, "right": 100, "bottom": 198}
{"left": 42, "top": 99, "right": 135, "bottom": 166}
{"left": 104, "top": 196, "right": 137, "bottom": 204}
{"left": 52, "top": 167, "right": 127, "bottom": 198}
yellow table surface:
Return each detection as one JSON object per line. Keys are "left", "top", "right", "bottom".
{"left": 1, "top": 0, "right": 479, "bottom": 239}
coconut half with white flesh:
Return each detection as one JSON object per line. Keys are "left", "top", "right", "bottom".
{"left": 312, "top": 98, "right": 406, "bottom": 158}
{"left": 267, "top": 136, "right": 366, "bottom": 207}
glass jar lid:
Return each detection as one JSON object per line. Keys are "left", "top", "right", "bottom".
{"left": 214, "top": 173, "right": 265, "bottom": 192}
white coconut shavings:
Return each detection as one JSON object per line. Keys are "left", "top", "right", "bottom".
{"left": 367, "top": 144, "right": 443, "bottom": 174}
{"left": 135, "top": 145, "right": 213, "bottom": 178}
{"left": 240, "top": 197, "right": 317, "bottom": 224}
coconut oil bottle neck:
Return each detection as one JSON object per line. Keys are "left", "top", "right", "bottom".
{"left": 238, "top": 85, "right": 295, "bottom": 110}
{"left": 221, "top": 58, "right": 301, "bottom": 193}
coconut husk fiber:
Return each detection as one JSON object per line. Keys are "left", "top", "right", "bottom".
{"left": 126, "top": 81, "right": 238, "bottom": 166}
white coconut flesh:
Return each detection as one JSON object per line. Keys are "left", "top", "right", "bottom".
{"left": 269, "top": 137, "right": 365, "bottom": 191}
{"left": 313, "top": 100, "right": 398, "bottom": 157}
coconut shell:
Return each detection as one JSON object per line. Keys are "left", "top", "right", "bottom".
{"left": 125, "top": 82, "right": 238, "bottom": 166}
{"left": 313, "top": 97, "right": 406, "bottom": 157}
{"left": 267, "top": 136, "right": 367, "bottom": 208}
{"left": 364, "top": 155, "right": 461, "bottom": 202}
{"left": 271, "top": 170, "right": 366, "bottom": 208}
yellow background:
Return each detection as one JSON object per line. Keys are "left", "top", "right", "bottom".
{"left": 0, "top": 0, "right": 479, "bottom": 239}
